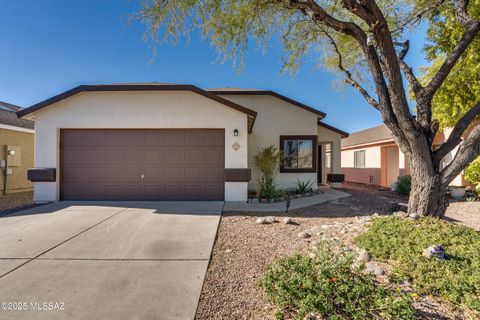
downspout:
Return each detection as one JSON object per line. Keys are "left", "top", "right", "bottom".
{"left": 2, "top": 145, "right": 8, "bottom": 195}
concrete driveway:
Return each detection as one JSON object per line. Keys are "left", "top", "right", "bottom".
{"left": 0, "top": 201, "right": 223, "bottom": 320}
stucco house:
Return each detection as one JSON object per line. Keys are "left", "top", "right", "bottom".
{"left": 341, "top": 124, "right": 479, "bottom": 188}
{"left": 17, "top": 83, "right": 348, "bottom": 202}
{"left": 0, "top": 101, "right": 35, "bottom": 195}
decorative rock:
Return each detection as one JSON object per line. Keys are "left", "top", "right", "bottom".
{"left": 255, "top": 217, "right": 268, "bottom": 224}
{"left": 357, "top": 250, "right": 371, "bottom": 263}
{"left": 224, "top": 249, "right": 233, "bottom": 253}
{"left": 343, "top": 246, "right": 352, "bottom": 252}
{"left": 372, "top": 213, "right": 380, "bottom": 217}
{"left": 409, "top": 212, "right": 420, "bottom": 220}
{"left": 321, "top": 225, "right": 330, "bottom": 230}
{"left": 304, "top": 312, "right": 322, "bottom": 320}
{"left": 265, "top": 216, "right": 277, "bottom": 224}
{"left": 308, "top": 253, "right": 316, "bottom": 258}
{"left": 311, "top": 245, "right": 318, "bottom": 251}
{"left": 423, "top": 244, "right": 446, "bottom": 259}
{"left": 298, "top": 231, "right": 311, "bottom": 239}
{"left": 365, "top": 263, "right": 384, "bottom": 275}
{"left": 282, "top": 217, "right": 293, "bottom": 224}
{"left": 310, "top": 225, "right": 322, "bottom": 233}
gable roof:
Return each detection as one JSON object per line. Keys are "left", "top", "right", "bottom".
{"left": 341, "top": 124, "right": 393, "bottom": 148}
{"left": 17, "top": 84, "right": 258, "bottom": 132}
{"left": 0, "top": 107, "right": 34, "bottom": 130}
{"left": 207, "top": 88, "right": 327, "bottom": 118}
{"left": 318, "top": 120, "right": 349, "bottom": 138}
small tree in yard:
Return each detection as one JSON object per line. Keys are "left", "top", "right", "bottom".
{"left": 254, "top": 145, "right": 283, "bottom": 199}
{"left": 137, "top": 0, "right": 480, "bottom": 217}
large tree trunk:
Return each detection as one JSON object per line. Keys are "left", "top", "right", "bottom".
{"left": 407, "top": 156, "right": 448, "bottom": 217}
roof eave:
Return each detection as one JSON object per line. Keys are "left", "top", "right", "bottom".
{"left": 16, "top": 85, "right": 258, "bottom": 125}
{"left": 208, "top": 89, "right": 327, "bottom": 118}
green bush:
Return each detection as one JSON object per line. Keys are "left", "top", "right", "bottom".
{"left": 395, "top": 175, "right": 411, "bottom": 195}
{"left": 254, "top": 145, "right": 283, "bottom": 199}
{"left": 465, "top": 156, "right": 480, "bottom": 191}
{"left": 356, "top": 217, "right": 480, "bottom": 313}
{"left": 259, "top": 243, "right": 415, "bottom": 320}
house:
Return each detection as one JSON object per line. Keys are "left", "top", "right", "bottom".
{"left": 17, "top": 83, "right": 348, "bottom": 202}
{"left": 0, "top": 101, "right": 35, "bottom": 194}
{"left": 341, "top": 124, "right": 478, "bottom": 188}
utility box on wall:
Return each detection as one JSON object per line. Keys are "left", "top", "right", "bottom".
{"left": 6, "top": 145, "right": 21, "bottom": 167}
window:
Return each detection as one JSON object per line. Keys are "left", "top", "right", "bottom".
{"left": 354, "top": 150, "right": 366, "bottom": 168}
{"left": 280, "top": 135, "right": 317, "bottom": 173}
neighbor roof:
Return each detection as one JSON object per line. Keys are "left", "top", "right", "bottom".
{"left": 0, "top": 100, "right": 22, "bottom": 112}
{"left": 0, "top": 107, "right": 34, "bottom": 130}
{"left": 17, "top": 84, "right": 258, "bottom": 132}
{"left": 341, "top": 124, "right": 393, "bottom": 148}
{"left": 318, "top": 120, "right": 349, "bottom": 138}
{"left": 207, "top": 88, "right": 327, "bottom": 118}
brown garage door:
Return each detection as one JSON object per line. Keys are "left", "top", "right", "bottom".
{"left": 60, "top": 129, "right": 225, "bottom": 200}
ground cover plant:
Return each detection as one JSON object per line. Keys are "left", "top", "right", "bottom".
{"left": 356, "top": 216, "right": 480, "bottom": 314}
{"left": 260, "top": 241, "right": 416, "bottom": 320}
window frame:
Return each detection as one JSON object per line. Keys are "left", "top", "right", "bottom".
{"left": 279, "top": 135, "right": 317, "bottom": 173}
{"left": 354, "top": 150, "right": 366, "bottom": 169}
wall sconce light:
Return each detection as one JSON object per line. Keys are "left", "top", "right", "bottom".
{"left": 7, "top": 150, "right": 15, "bottom": 156}
{"left": 233, "top": 129, "right": 239, "bottom": 137}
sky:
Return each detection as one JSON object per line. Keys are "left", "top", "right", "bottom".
{"left": 0, "top": 0, "right": 429, "bottom": 133}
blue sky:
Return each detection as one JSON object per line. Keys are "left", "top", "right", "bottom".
{"left": 0, "top": 0, "right": 428, "bottom": 132}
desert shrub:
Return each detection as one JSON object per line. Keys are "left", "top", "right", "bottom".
{"left": 259, "top": 243, "right": 415, "bottom": 320}
{"left": 294, "top": 179, "right": 314, "bottom": 194}
{"left": 356, "top": 216, "right": 480, "bottom": 313}
{"left": 254, "top": 145, "right": 283, "bottom": 199}
{"left": 465, "top": 157, "right": 480, "bottom": 191}
{"left": 395, "top": 175, "right": 411, "bottom": 195}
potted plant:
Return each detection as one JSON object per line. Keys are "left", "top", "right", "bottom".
{"left": 254, "top": 145, "right": 283, "bottom": 203}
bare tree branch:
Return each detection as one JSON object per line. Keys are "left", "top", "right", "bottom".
{"left": 395, "top": 40, "right": 423, "bottom": 95}
{"left": 441, "top": 123, "right": 480, "bottom": 185}
{"left": 433, "top": 102, "right": 480, "bottom": 166}
{"left": 322, "top": 30, "right": 380, "bottom": 109}
{"left": 455, "top": 0, "right": 473, "bottom": 27}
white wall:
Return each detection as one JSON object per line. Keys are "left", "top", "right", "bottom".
{"left": 32, "top": 91, "right": 249, "bottom": 202}
{"left": 341, "top": 146, "right": 383, "bottom": 168}
{"left": 218, "top": 95, "right": 343, "bottom": 191}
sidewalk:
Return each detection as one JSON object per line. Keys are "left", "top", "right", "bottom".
{"left": 224, "top": 188, "right": 350, "bottom": 212}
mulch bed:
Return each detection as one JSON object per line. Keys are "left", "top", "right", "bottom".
{"left": 196, "top": 183, "right": 478, "bottom": 320}
{"left": 0, "top": 191, "right": 37, "bottom": 217}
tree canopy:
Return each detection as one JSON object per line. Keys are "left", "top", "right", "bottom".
{"left": 420, "top": 0, "right": 480, "bottom": 128}
{"left": 137, "top": 0, "right": 480, "bottom": 216}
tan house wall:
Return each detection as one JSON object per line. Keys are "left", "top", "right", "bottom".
{"left": 218, "top": 94, "right": 344, "bottom": 191}
{"left": 0, "top": 128, "right": 34, "bottom": 194}
{"left": 30, "top": 91, "right": 249, "bottom": 202}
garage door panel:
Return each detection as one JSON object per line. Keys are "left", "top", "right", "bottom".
{"left": 61, "top": 129, "right": 224, "bottom": 200}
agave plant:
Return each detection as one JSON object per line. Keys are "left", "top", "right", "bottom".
{"left": 295, "top": 179, "right": 314, "bottom": 195}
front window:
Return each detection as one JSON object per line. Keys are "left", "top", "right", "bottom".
{"left": 280, "top": 135, "right": 317, "bottom": 173}
{"left": 354, "top": 150, "right": 366, "bottom": 168}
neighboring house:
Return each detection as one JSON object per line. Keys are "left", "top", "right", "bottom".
{"left": 17, "top": 83, "right": 348, "bottom": 202}
{"left": 0, "top": 101, "right": 35, "bottom": 194}
{"left": 341, "top": 124, "right": 478, "bottom": 188}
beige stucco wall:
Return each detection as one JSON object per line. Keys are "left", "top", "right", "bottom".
{"left": 0, "top": 128, "right": 34, "bottom": 194}
{"left": 218, "top": 94, "right": 343, "bottom": 191}
{"left": 341, "top": 145, "right": 383, "bottom": 168}
{"left": 31, "top": 91, "right": 249, "bottom": 202}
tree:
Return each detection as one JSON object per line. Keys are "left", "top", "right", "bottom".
{"left": 137, "top": 0, "right": 480, "bottom": 217}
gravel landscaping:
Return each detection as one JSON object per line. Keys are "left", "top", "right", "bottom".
{"left": 196, "top": 183, "right": 480, "bottom": 320}
{"left": 0, "top": 191, "right": 35, "bottom": 216}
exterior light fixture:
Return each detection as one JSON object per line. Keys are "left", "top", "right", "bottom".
{"left": 7, "top": 150, "right": 15, "bottom": 156}
{"left": 233, "top": 129, "right": 239, "bottom": 137}
{"left": 366, "top": 33, "right": 376, "bottom": 47}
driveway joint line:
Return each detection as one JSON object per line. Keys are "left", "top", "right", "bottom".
{"left": 0, "top": 202, "right": 141, "bottom": 280}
